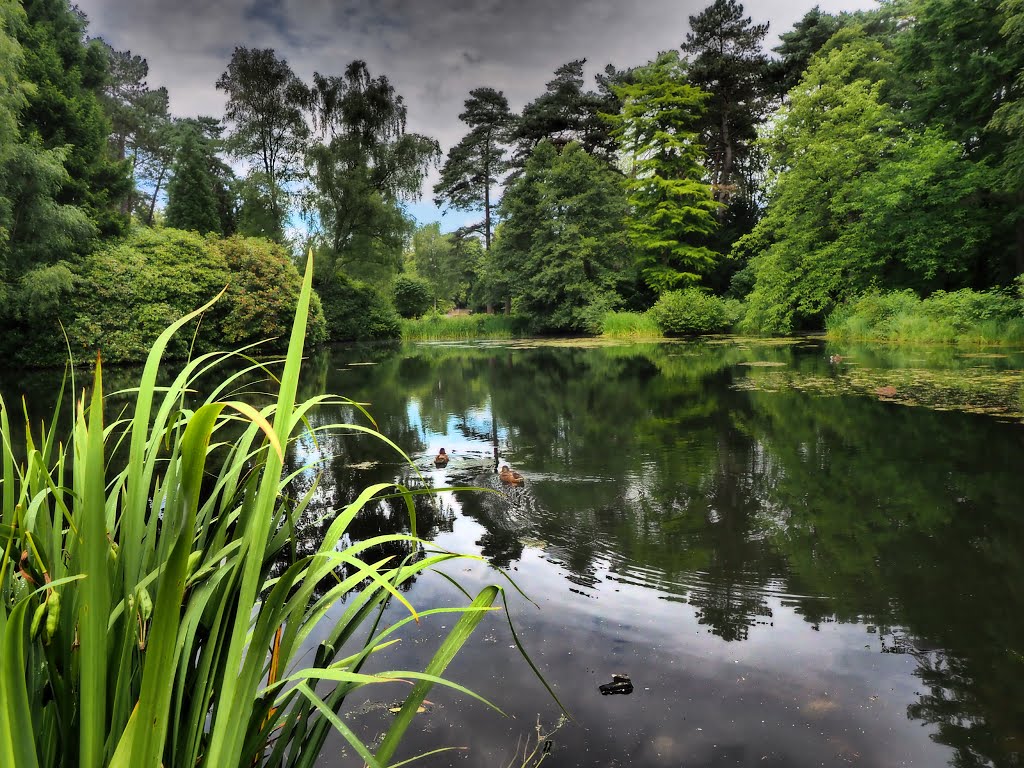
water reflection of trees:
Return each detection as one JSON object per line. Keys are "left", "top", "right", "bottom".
{"left": 308, "top": 340, "right": 1024, "bottom": 767}
{"left": 14, "top": 340, "right": 1019, "bottom": 765}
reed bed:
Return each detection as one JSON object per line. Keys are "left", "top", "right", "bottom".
{"left": 401, "top": 313, "right": 518, "bottom": 341}
{"left": 599, "top": 311, "right": 663, "bottom": 339}
{"left": 0, "top": 252, "right": 559, "bottom": 767}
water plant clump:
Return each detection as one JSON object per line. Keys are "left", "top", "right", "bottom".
{"left": 401, "top": 312, "right": 520, "bottom": 341}
{"left": 0, "top": 252, "right": 559, "bottom": 767}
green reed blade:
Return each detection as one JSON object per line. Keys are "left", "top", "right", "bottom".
{"left": 79, "top": 358, "right": 110, "bottom": 768}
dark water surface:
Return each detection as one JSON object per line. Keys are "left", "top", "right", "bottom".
{"left": 8, "top": 338, "right": 1024, "bottom": 767}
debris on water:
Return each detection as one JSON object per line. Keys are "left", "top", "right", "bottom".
{"left": 599, "top": 673, "right": 634, "bottom": 695}
{"left": 875, "top": 386, "right": 898, "bottom": 397}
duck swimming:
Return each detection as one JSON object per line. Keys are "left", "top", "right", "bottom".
{"left": 434, "top": 448, "right": 449, "bottom": 467}
{"left": 499, "top": 465, "right": 524, "bottom": 486}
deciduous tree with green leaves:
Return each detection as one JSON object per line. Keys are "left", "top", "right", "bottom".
{"left": 606, "top": 51, "right": 719, "bottom": 293}
{"left": 493, "top": 141, "right": 629, "bottom": 333}
{"left": 740, "top": 34, "right": 990, "bottom": 333}
{"left": 408, "top": 222, "right": 459, "bottom": 305}
{"left": 216, "top": 47, "right": 307, "bottom": 226}
{"left": 303, "top": 60, "right": 439, "bottom": 285}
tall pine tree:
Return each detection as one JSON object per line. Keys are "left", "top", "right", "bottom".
{"left": 433, "top": 87, "right": 512, "bottom": 251}
{"left": 606, "top": 52, "right": 719, "bottom": 293}
{"left": 681, "top": 0, "right": 770, "bottom": 213}
{"left": 165, "top": 130, "right": 222, "bottom": 235}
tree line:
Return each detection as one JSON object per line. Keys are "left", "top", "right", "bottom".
{"left": 2, "top": 0, "right": 1023, "bottom": 363}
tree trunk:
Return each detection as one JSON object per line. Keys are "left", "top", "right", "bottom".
{"left": 147, "top": 165, "right": 167, "bottom": 225}
{"left": 484, "top": 175, "right": 491, "bottom": 252}
{"left": 1015, "top": 191, "right": 1024, "bottom": 278}
{"left": 719, "top": 109, "right": 733, "bottom": 218}
{"left": 1016, "top": 215, "right": 1024, "bottom": 277}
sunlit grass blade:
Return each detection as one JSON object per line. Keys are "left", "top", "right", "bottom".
{"left": 78, "top": 357, "right": 111, "bottom": 768}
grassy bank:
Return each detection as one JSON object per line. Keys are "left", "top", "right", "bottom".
{"left": 599, "top": 311, "right": 664, "bottom": 339}
{"left": 401, "top": 312, "right": 520, "bottom": 340}
{"left": 826, "top": 288, "right": 1024, "bottom": 346}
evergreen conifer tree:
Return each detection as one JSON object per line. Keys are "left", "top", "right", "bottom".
{"left": 165, "top": 131, "right": 222, "bottom": 235}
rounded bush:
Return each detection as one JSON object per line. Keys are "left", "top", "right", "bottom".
{"left": 6, "top": 228, "right": 327, "bottom": 366}
{"left": 391, "top": 275, "right": 433, "bottom": 319}
{"left": 318, "top": 273, "right": 401, "bottom": 342}
{"left": 649, "top": 288, "right": 731, "bottom": 335}
{"left": 217, "top": 235, "right": 328, "bottom": 349}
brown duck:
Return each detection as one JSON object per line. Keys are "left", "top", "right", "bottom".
{"left": 434, "top": 448, "right": 449, "bottom": 467}
{"left": 499, "top": 465, "right": 524, "bottom": 486}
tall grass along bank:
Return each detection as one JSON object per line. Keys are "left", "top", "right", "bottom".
{"left": 599, "top": 311, "right": 664, "bottom": 339}
{"left": 827, "top": 286, "right": 1024, "bottom": 346}
{"left": 402, "top": 312, "right": 519, "bottom": 341}
{"left": 0, "top": 251, "right": 562, "bottom": 768}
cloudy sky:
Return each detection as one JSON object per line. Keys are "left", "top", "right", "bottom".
{"left": 76, "top": 0, "right": 872, "bottom": 228}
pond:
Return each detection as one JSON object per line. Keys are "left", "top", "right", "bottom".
{"left": 6, "top": 337, "right": 1024, "bottom": 767}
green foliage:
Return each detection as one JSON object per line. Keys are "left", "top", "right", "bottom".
{"left": 62, "top": 228, "right": 230, "bottom": 363}
{"left": 990, "top": 0, "right": 1024, "bottom": 206}
{"left": 827, "top": 289, "right": 1024, "bottom": 345}
{"left": 1, "top": 142, "right": 96, "bottom": 281}
{"left": 10, "top": 262, "right": 75, "bottom": 322}
{"left": 434, "top": 87, "right": 512, "bottom": 249}
{"left": 165, "top": 130, "right": 222, "bottom": 234}
{"left": 16, "top": 0, "right": 131, "bottom": 237}
{"left": 771, "top": 6, "right": 848, "bottom": 95}
{"left": 0, "top": 259, "right": 541, "bottom": 766}
{"left": 391, "top": 274, "right": 432, "bottom": 318}
{"left": 317, "top": 271, "right": 401, "bottom": 342}
{"left": 2, "top": 228, "right": 326, "bottom": 366}
{"left": 216, "top": 47, "right": 307, "bottom": 225}
{"left": 493, "top": 141, "right": 630, "bottom": 334}
{"left": 236, "top": 171, "right": 285, "bottom": 242}
{"left": 217, "top": 235, "right": 328, "bottom": 348}
{"left": 740, "top": 34, "right": 991, "bottom": 334}
{"left": 511, "top": 60, "right": 622, "bottom": 166}
{"left": 606, "top": 51, "right": 720, "bottom": 293}
{"left": 304, "top": 61, "right": 439, "bottom": 284}
{"left": 400, "top": 311, "right": 519, "bottom": 340}
{"left": 650, "top": 288, "right": 732, "bottom": 335}
{"left": 407, "top": 222, "right": 459, "bottom": 304}
{"left": 599, "top": 310, "right": 663, "bottom": 338}
{"left": 682, "top": 1, "right": 770, "bottom": 210}
{"left": 0, "top": 0, "right": 95, "bottom": 288}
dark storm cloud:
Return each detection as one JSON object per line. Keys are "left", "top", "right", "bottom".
{"left": 76, "top": 0, "right": 869, "bottom": 218}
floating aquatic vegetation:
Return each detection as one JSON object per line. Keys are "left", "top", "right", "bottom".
{"left": 732, "top": 363, "right": 1024, "bottom": 421}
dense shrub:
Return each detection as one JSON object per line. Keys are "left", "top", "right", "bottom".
{"left": 649, "top": 288, "right": 732, "bottom": 335}
{"left": 218, "top": 236, "right": 328, "bottom": 349}
{"left": 318, "top": 273, "right": 401, "bottom": 342}
{"left": 827, "top": 288, "right": 1024, "bottom": 345}
{"left": 391, "top": 274, "right": 433, "bottom": 318}
{"left": 4, "top": 228, "right": 327, "bottom": 366}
